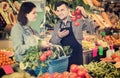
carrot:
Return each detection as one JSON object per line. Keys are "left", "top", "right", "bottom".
{"left": 91, "top": 14, "right": 105, "bottom": 29}
{"left": 101, "top": 12, "right": 112, "bottom": 27}
{"left": 92, "top": 0, "right": 101, "bottom": 7}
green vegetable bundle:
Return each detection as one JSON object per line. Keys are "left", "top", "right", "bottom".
{"left": 48, "top": 45, "right": 72, "bottom": 60}
{"left": 20, "top": 46, "right": 39, "bottom": 70}
{"left": 84, "top": 61, "right": 120, "bottom": 78}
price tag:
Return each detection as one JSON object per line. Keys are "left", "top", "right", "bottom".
{"left": 99, "top": 46, "right": 103, "bottom": 56}
{"left": 2, "top": 65, "right": 14, "bottom": 74}
{"left": 110, "top": 45, "right": 114, "bottom": 50}
{"left": 92, "top": 47, "right": 98, "bottom": 57}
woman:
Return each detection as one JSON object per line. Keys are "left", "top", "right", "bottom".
{"left": 11, "top": 2, "right": 49, "bottom": 62}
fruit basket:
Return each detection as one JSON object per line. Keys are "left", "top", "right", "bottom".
{"left": 37, "top": 44, "right": 72, "bottom": 74}
{"left": 48, "top": 56, "right": 69, "bottom": 74}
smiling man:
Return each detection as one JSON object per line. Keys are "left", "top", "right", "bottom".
{"left": 50, "top": 1, "right": 96, "bottom": 71}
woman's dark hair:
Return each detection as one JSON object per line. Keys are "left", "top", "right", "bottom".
{"left": 55, "top": 1, "right": 69, "bottom": 10}
{"left": 17, "top": 2, "right": 36, "bottom": 26}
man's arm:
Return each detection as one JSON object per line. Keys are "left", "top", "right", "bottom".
{"left": 82, "top": 19, "right": 96, "bottom": 34}
{"left": 50, "top": 23, "right": 62, "bottom": 44}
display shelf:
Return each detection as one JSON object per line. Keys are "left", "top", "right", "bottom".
{"left": 83, "top": 50, "right": 93, "bottom": 64}
{"left": 83, "top": 46, "right": 109, "bottom": 64}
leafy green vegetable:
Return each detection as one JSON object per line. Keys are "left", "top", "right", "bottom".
{"left": 20, "top": 46, "right": 39, "bottom": 70}
{"left": 49, "top": 45, "right": 72, "bottom": 60}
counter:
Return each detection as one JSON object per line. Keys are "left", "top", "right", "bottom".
{"left": 0, "top": 39, "right": 13, "bottom": 49}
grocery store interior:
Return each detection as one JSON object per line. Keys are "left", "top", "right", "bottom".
{"left": 0, "top": 0, "right": 120, "bottom": 78}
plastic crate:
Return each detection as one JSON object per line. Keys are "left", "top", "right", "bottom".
{"left": 47, "top": 56, "right": 69, "bottom": 74}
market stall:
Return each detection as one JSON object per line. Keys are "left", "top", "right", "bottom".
{"left": 0, "top": 0, "right": 120, "bottom": 78}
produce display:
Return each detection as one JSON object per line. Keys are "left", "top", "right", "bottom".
{"left": 0, "top": 0, "right": 20, "bottom": 32}
{"left": 100, "top": 49, "right": 120, "bottom": 68}
{"left": 38, "top": 64, "right": 91, "bottom": 78}
{"left": 82, "top": 32, "right": 109, "bottom": 51}
{"left": 2, "top": 71, "right": 35, "bottom": 78}
{"left": 84, "top": 62, "right": 120, "bottom": 78}
{"left": 0, "top": 49, "right": 14, "bottom": 67}
{"left": 103, "top": 35, "right": 120, "bottom": 46}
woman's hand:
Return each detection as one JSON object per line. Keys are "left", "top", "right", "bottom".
{"left": 41, "top": 40, "right": 52, "bottom": 49}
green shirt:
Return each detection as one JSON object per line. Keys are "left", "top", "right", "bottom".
{"left": 11, "top": 22, "right": 40, "bottom": 62}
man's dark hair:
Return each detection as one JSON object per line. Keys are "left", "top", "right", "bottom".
{"left": 17, "top": 2, "right": 36, "bottom": 26}
{"left": 55, "top": 1, "right": 69, "bottom": 10}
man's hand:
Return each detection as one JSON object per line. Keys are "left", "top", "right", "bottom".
{"left": 76, "top": 6, "right": 87, "bottom": 18}
{"left": 58, "top": 29, "right": 69, "bottom": 38}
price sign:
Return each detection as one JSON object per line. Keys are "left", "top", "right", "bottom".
{"left": 2, "top": 65, "right": 14, "bottom": 74}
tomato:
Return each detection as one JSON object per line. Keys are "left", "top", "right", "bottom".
{"left": 70, "top": 64, "right": 79, "bottom": 73}
{"left": 77, "top": 70, "right": 85, "bottom": 77}
{"left": 69, "top": 73, "right": 77, "bottom": 78}
{"left": 76, "top": 77, "right": 82, "bottom": 78}
{"left": 46, "top": 50, "right": 52, "bottom": 57}
{"left": 75, "top": 9, "right": 81, "bottom": 15}
{"left": 40, "top": 54, "right": 47, "bottom": 62}
{"left": 114, "top": 57, "right": 120, "bottom": 62}
{"left": 82, "top": 69, "right": 88, "bottom": 73}
{"left": 52, "top": 72, "right": 60, "bottom": 78}
{"left": 74, "top": 22, "right": 80, "bottom": 26}
{"left": 85, "top": 73, "right": 91, "bottom": 78}
{"left": 43, "top": 72, "right": 52, "bottom": 78}
{"left": 71, "top": 11, "right": 76, "bottom": 16}
{"left": 71, "top": 17, "right": 77, "bottom": 21}
{"left": 76, "top": 15, "right": 82, "bottom": 19}
{"left": 63, "top": 71, "right": 69, "bottom": 78}
{"left": 111, "top": 54, "right": 117, "bottom": 59}
{"left": 57, "top": 73, "right": 63, "bottom": 78}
